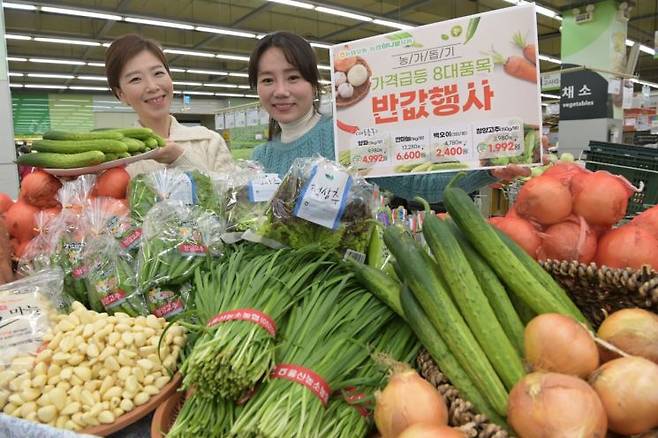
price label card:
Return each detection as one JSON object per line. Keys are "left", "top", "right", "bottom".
{"left": 248, "top": 173, "right": 282, "bottom": 202}
{"left": 350, "top": 129, "right": 391, "bottom": 170}
{"left": 430, "top": 125, "right": 471, "bottom": 163}
{"left": 294, "top": 162, "right": 352, "bottom": 230}
{"left": 474, "top": 118, "right": 523, "bottom": 159}
{"left": 391, "top": 130, "right": 428, "bottom": 166}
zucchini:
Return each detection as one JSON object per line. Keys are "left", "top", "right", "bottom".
{"left": 496, "top": 230, "right": 586, "bottom": 323}
{"left": 419, "top": 198, "right": 525, "bottom": 390}
{"left": 443, "top": 180, "right": 586, "bottom": 323}
{"left": 122, "top": 137, "right": 146, "bottom": 152}
{"left": 32, "top": 139, "right": 128, "bottom": 154}
{"left": 108, "top": 128, "right": 153, "bottom": 139}
{"left": 16, "top": 151, "right": 105, "bottom": 169}
{"left": 400, "top": 284, "right": 508, "bottom": 428}
{"left": 383, "top": 226, "right": 508, "bottom": 416}
{"left": 446, "top": 219, "right": 525, "bottom": 356}
{"left": 144, "top": 137, "right": 158, "bottom": 148}
{"left": 43, "top": 130, "right": 124, "bottom": 141}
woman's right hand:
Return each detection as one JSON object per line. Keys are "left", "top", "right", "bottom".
{"left": 152, "top": 139, "right": 184, "bottom": 165}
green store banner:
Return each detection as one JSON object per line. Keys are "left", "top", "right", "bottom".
{"left": 12, "top": 93, "right": 95, "bottom": 135}
{"left": 12, "top": 94, "right": 51, "bottom": 135}
{"left": 330, "top": 4, "right": 542, "bottom": 178}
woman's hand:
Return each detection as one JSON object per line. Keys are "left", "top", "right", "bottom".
{"left": 490, "top": 164, "right": 531, "bottom": 182}
{"left": 152, "top": 139, "right": 184, "bottom": 165}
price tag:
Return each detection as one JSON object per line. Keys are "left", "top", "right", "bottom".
{"left": 430, "top": 125, "right": 471, "bottom": 163}
{"left": 248, "top": 173, "right": 282, "bottom": 202}
{"left": 350, "top": 129, "right": 391, "bottom": 170}
{"left": 474, "top": 118, "right": 523, "bottom": 159}
{"left": 293, "top": 162, "right": 352, "bottom": 230}
{"left": 391, "top": 131, "right": 428, "bottom": 166}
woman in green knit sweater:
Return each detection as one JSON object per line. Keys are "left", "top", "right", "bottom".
{"left": 249, "top": 31, "right": 528, "bottom": 205}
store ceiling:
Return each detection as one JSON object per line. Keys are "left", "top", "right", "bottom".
{"left": 4, "top": 0, "right": 658, "bottom": 100}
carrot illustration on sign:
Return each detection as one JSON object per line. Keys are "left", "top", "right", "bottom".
{"left": 513, "top": 32, "right": 536, "bottom": 64}
{"left": 490, "top": 47, "right": 537, "bottom": 83}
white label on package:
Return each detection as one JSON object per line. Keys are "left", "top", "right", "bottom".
{"left": 350, "top": 129, "right": 391, "bottom": 170}
{"left": 293, "top": 163, "right": 352, "bottom": 230}
{"left": 474, "top": 118, "right": 524, "bottom": 160}
{"left": 248, "top": 173, "right": 282, "bottom": 203}
{"left": 430, "top": 124, "right": 472, "bottom": 163}
{"left": 391, "top": 129, "right": 428, "bottom": 167}
{"left": 0, "top": 291, "right": 51, "bottom": 363}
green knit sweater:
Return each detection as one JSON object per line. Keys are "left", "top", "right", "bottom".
{"left": 251, "top": 115, "right": 496, "bottom": 203}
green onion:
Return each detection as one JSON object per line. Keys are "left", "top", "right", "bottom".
{"left": 167, "top": 391, "right": 239, "bottom": 438}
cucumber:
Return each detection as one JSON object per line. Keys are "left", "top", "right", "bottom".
{"left": 43, "top": 130, "right": 124, "bottom": 141}
{"left": 443, "top": 179, "right": 587, "bottom": 323}
{"left": 117, "top": 152, "right": 131, "bottom": 159}
{"left": 108, "top": 128, "right": 153, "bottom": 139}
{"left": 346, "top": 259, "right": 403, "bottom": 317}
{"left": 400, "top": 284, "right": 508, "bottom": 428}
{"left": 383, "top": 226, "right": 508, "bottom": 416}
{"left": 419, "top": 198, "right": 525, "bottom": 390}
{"left": 17, "top": 151, "right": 105, "bottom": 169}
{"left": 32, "top": 139, "right": 128, "bottom": 154}
{"left": 144, "top": 137, "right": 158, "bottom": 148}
{"left": 104, "top": 153, "right": 119, "bottom": 162}
{"left": 122, "top": 137, "right": 146, "bottom": 152}
{"left": 445, "top": 219, "right": 525, "bottom": 356}
{"left": 152, "top": 135, "right": 166, "bottom": 147}
{"left": 509, "top": 289, "right": 537, "bottom": 325}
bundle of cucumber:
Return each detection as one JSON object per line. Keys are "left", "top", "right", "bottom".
{"left": 17, "top": 128, "right": 165, "bottom": 169}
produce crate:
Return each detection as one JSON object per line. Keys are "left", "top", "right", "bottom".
{"left": 583, "top": 141, "right": 658, "bottom": 216}
{"left": 418, "top": 262, "right": 658, "bottom": 437}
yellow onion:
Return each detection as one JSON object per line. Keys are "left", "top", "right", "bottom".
{"left": 524, "top": 313, "right": 599, "bottom": 378}
{"left": 589, "top": 356, "right": 658, "bottom": 435}
{"left": 374, "top": 365, "right": 448, "bottom": 438}
{"left": 398, "top": 424, "right": 466, "bottom": 438}
{"left": 508, "top": 372, "right": 607, "bottom": 438}
{"left": 597, "top": 308, "right": 658, "bottom": 364}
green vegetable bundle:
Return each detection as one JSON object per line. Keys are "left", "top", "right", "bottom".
{"left": 136, "top": 200, "right": 223, "bottom": 292}
{"left": 230, "top": 269, "right": 395, "bottom": 438}
{"left": 249, "top": 156, "right": 374, "bottom": 256}
{"left": 181, "top": 245, "right": 330, "bottom": 400}
{"left": 128, "top": 168, "right": 222, "bottom": 223}
{"left": 167, "top": 392, "right": 240, "bottom": 438}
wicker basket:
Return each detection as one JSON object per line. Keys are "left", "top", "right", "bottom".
{"left": 417, "top": 262, "right": 658, "bottom": 437}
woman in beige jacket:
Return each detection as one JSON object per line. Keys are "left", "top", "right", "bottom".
{"left": 105, "top": 34, "right": 234, "bottom": 176}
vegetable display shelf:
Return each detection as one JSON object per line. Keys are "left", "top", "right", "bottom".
{"left": 418, "top": 262, "right": 658, "bottom": 438}
{"left": 583, "top": 141, "right": 658, "bottom": 217}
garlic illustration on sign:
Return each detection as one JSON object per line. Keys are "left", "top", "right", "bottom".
{"left": 337, "top": 82, "right": 354, "bottom": 99}
{"left": 347, "top": 64, "right": 368, "bottom": 87}
{"left": 334, "top": 71, "right": 347, "bottom": 88}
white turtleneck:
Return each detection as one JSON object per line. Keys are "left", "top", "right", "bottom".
{"left": 278, "top": 107, "right": 322, "bottom": 144}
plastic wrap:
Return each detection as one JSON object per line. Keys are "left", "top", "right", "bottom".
{"left": 0, "top": 268, "right": 65, "bottom": 370}
{"left": 17, "top": 211, "right": 62, "bottom": 276}
{"left": 245, "top": 156, "right": 376, "bottom": 256}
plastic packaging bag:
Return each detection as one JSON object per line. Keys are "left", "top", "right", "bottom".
{"left": 245, "top": 156, "right": 376, "bottom": 256}
{"left": 17, "top": 211, "right": 62, "bottom": 276}
{"left": 0, "top": 268, "right": 65, "bottom": 370}
{"left": 128, "top": 168, "right": 222, "bottom": 223}
{"left": 136, "top": 200, "right": 224, "bottom": 293}
{"left": 144, "top": 281, "right": 191, "bottom": 320}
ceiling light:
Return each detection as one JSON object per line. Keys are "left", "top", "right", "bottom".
{"left": 125, "top": 17, "right": 194, "bottom": 30}
{"left": 28, "top": 73, "right": 75, "bottom": 79}
{"left": 267, "top": 0, "right": 314, "bottom": 10}
{"left": 639, "top": 44, "right": 655, "bottom": 56}
{"left": 101, "top": 42, "right": 111, "bottom": 47}
{"left": 187, "top": 69, "right": 228, "bottom": 76}
{"left": 3, "top": 2, "right": 37, "bottom": 10}
{"left": 173, "top": 81, "right": 203, "bottom": 86}
{"left": 169, "top": 68, "right": 187, "bottom": 73}
{"left": 215, "top": 92, "right": 244, "bottom": 97}
{"left": 310, "top": 42, "right": 332, "bottom": 49}
{"left": 319, "top": 79, "right": 332, "bottom": 84}
{"left": 164, "top": 48, "right": 215, "bottom": 58}
{"left": 24, "top": 84, "right": 67, "bottom": 89}
{"left": 5, "top": 34, "right": 32, "bottom": 40}
{"left": 29, "top": 57, "right": 86, "bottom": 66}
{"left": 77, "top": 75, "right": 107, "bottom": 81}
{"left": 216, "top": 54, "right": 250, "bottom": 62}
{"left": 195, "top": 26, "right": 256, "bottom": 39}
{"left": 34, "top": 37, "right": 101, "bottom": 46}
{"left": 237, "top": 85, "right": 251, "bottom": 89}
{"left": 203, "top": 83, "right": 239, "bottom": 88}
{"left": 318, "top": 65, "right": 331, "bottom": 71}
{"left": 228, "top": 72, "right": 249, "bottom": 78}
{"left": 244, "top": 94, "right": 259, "bottom": 98}
{"left": 538, "top": 54, "right": 561, "bottom": 64}
{"left": 7, "top": 57, "right": 27, "bottom": 62}
{"left": 40, "top": 6, "right": 122, "bottom": 21}
{"left": 503, "top": 0, "right": 561, "bottom": 21}
{"left": 8, "top": 72, "right": 23, "bottom": 77}
{"left": 541, "top": 93, "right": 560, "bottom": 99}
{"left": 630, "top": 78, "right": 658, "bottom": 89}
{"left": 69, "top": 86, "right": 109, "bottom": 91}
{"left": 87, "top": 62, "right": 105, "bottom": 67}
{"left": 314, "top": 6, "right": 373, "bottom": 22}
{"left": 372, "top": 19, "right": 413, "bottom": 30}
{"left": 182, "top": 91, "right": 215, "bottom": 95}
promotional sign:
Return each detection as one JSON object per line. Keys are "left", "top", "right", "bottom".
{"left": 541, "top": 71, "right": 561, "bottom": 91}
{"left": 559, "top": 66, "right": 611, "bottom": 120}
{"left": 215, "top": 113, "right": 225, "bottom": 130}
{"left": 235, "top": 111, "right": 247, "bottom": 128}
{"left": 331, "top": 5, "right": 543, "bottom": 178}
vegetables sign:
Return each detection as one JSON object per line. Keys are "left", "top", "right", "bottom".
{"left": 331, "top": 4, "right": 543, "bottom": 177}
